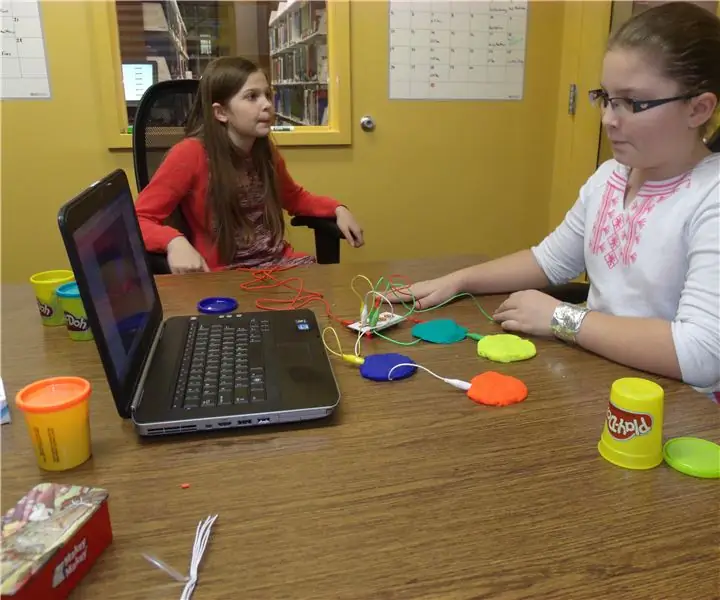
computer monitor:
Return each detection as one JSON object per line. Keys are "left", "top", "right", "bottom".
{"left": 122, "top": 62, "right": 158, "bottom": 105}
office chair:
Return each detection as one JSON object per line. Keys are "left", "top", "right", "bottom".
{"left": 542, "top": 130, "right": 720, "bottom": 304}
{"left": 132, "top": 79, "right": 343, "bottom": 274}
{"left": 708, "top": 128, "right": 720, "bottom": 153}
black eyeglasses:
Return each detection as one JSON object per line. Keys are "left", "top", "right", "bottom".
{"left": 589, "top": 88, "right": 696, "bottom": 114}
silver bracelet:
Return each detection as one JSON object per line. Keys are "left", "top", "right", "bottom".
{"left": 551, "top": 302, "right": 590, "bottom": 344}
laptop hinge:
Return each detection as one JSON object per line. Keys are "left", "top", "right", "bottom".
{"left": 130, "top": 320, "right": 165, "bottom": 412}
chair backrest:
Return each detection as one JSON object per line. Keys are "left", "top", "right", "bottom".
{"left": 708, "top": 128, "right": 720, "bottom": 153}
{"left": 132, "top": 79, "right": 200, "bottom": 241}
{"left": 132, "top": 79, "right": 200, "bottom": 190}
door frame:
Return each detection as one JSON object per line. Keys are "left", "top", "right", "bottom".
{"left": 548, "top": 0, "right": 612, "bottom": 229}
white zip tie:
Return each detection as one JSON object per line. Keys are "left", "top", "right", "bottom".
{"left": 142, "top": 553, "right": 189, "bottom": 583}
{"left": 142, "top": 514, "right": 218, "bottom": 600}
{"left": 181, "top": 514, "right": 218, "bottom": 600}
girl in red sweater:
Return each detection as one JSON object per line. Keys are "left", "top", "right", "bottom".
{"left": 135, "top": 56, "right": 364, "bottom": 273}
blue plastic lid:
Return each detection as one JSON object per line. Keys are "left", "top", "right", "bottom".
{"left": 197, "top": 297, "right": 238, "bottom": 315}
{"left": 56, "top": 282, "right": 80, "bottom": 298}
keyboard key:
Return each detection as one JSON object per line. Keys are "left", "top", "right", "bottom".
{"left": 184, "top": 395, "right": 200, "bottom": 408}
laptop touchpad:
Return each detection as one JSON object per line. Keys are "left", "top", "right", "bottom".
{"left": 276, "top": 342, "right": 317, "bottom": 381}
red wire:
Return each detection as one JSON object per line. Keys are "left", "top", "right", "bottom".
{"left": 231, "top": 267, "right": 424, "bottom": 329}
{"left": 233, "top": 265, "right": 352, "bottom": 327}
{"left": 385, "top": 273, "right": 424, "bottom": 323}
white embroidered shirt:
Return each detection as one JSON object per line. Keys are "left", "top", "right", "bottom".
{"left": 532, "top": 155, "right": 720, "bottom": 389}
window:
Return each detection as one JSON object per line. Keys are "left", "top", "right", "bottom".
{"left": 269, "top": 1, "right": 329, "bottom": 126}
{"left": 114, "top": 0, "right": 333, "bottom": 130}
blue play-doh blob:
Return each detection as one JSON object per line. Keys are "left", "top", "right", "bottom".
{"left": 360, "top": 353, "right": 417, "bottom": 382}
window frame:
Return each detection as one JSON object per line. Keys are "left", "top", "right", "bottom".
{"left": 89, "top": 0, "right": 352, "bottom": 150}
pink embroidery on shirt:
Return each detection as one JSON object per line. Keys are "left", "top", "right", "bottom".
{"left": 605, "top": 252, "right": 619, "bottom": 269}
{"left": 590, "top": 168, "right": 691, "bottom": 269}
{"left": 589, "top": 172, "right": 624, "bottom": 254}
{"left": 621, "top": 195, "right": 653, "bottom": 264}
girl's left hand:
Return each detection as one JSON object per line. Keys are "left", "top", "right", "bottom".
{"left": 493, "top": 290, "right": 561, "bottom": 337}
{"left": 335, "top": 206, "right": 365, "bottom": 248}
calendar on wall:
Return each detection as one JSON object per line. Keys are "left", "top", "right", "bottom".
{"left": 389, "top": 0, "right": 528, "bottom": 100}
{"left": 0, "top": 0, "right": 51, "bottom": 99}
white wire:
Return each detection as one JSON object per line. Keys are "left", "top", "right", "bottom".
{"left": 387, "top": 363, "right": 471, "bottom": 391}
{"left": 372, "top": 291, "right": 397, "bottom": 318}
{"left": 362, "top": 290, "right": 396, "bottom": 322}
{"left": 355, "top": 290, "right": 400, "bottom": 358}
{"left": 354, "top": 327, "right": 365, "bottom": 357}
{"left": 387, "top": 362, "right": 441, "bottom": 382}
{"left": 180, "top": 514, "right": 218, "bottom": 600}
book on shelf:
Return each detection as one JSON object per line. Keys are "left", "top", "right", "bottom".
{"left": 274, "top": 86, "right": 328, "bottom": 126}
{"left": 271, "top": 43, "right": 327, "bottom": 84}
{"left": 269, "top": 1, "right": 329, "bottom": 125}
{"left": 269, "top": 2, "right": 326, "bottom": 52}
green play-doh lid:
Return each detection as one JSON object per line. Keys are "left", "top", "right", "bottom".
{"left": 663, "top": 437, "right": 720, "bottom": 479}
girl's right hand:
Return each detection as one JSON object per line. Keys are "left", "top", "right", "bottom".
{"left": 166, "top": 237, "right": 210, "bottom": 274}
{"left": 388, "top": 274, "right": 462, "bottom": 309}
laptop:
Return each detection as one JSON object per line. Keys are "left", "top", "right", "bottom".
{"left": 57, "top": 169, "right": 341, "bottom": 436}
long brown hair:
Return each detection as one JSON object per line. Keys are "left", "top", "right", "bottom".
{"left": 185, "top": 56, "right": 284, "bottom": 263}
{"left": 609, "top": 2, "right": 720, "bottom": 141}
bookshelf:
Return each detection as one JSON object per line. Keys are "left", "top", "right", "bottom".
{"left": 269, "top": 1, "right": 329, "bottom": 126}
{"left": 95, "top": 0, "right": 350, "bottom": 147}
{"left": 116, "top": 0, "right": 189, "bottom": 125}
{"left": 141, "top": 0, "right": 189, "bottom": 80}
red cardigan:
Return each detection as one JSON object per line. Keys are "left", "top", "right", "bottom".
{"left": 135, "top": 138, "right": 340, "bottom": 270}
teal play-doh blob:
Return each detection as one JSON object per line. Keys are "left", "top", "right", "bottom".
{"left": 411, "top": 319, "right": 468, "bottom": 344}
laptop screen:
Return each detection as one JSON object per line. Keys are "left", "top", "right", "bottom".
{"left": 73, "top": 186, "right": 156, "bottom": 381}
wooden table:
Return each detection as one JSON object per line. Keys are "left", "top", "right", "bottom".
{"left": 2, "top": 258, "right": 718, "bottom": 599}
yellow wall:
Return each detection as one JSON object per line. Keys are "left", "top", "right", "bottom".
{"left": 1, "top": 1, "right": 608, "bottom": 283}
{"left": 1, "top": 1, "right": 136, "bottom": 282}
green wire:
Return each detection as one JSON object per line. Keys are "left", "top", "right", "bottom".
{"left": 371, "top": 331, "right": 422, "bottom": 346}
{"left": 359, "top": 277, "right": 496, "bottom": 350}
{"left": 383, "top": 278, "right": 496, "bottom": 323}
{"left": 413, "top": 292, "right": 495, "bottom": 323}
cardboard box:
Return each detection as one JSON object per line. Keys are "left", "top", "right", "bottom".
{"left": 1, "top": 484, "right": 112, "bottom": 599}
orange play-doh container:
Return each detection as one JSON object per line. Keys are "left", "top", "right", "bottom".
{"left": 15, "top": 377, "right": 92, "bottom": 471}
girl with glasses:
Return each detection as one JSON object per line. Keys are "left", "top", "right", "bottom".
{"left": 392, "top": 3, "right": 720, "bottom": 390}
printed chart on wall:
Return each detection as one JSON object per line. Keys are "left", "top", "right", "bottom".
{"left": 0, "top": 0, "right": 51, "bottom": 99}
{"left": 389, "top": 0, "right": 528, "bottom": 100}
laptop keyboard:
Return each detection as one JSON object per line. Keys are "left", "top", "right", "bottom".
{"left": 173, "top": 317, "right": 270, "bottom": 409}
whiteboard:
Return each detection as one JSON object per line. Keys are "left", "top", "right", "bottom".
{"left": 389, "top": 0, "right": 528, "bottom": 101}
{"left": 0, "top": 0, "right": 51, "bottom": 99}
